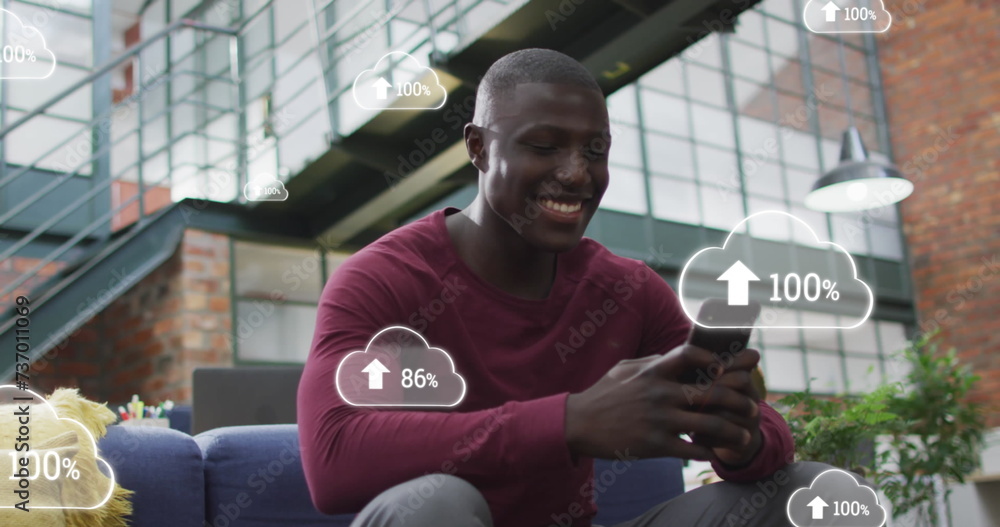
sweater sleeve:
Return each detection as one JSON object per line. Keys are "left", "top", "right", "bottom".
{"left": 297, "top": 252, "right": 575, "bottom": 514}
{"left": 710, "top": 401, "right": 795, "bottom": 482}
{"left": 637, "top": 263, "right": 692, "bottom": 358}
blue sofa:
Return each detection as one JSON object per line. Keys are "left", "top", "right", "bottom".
{"left": 97, "top": 423, "right": 686, "bottom": 526}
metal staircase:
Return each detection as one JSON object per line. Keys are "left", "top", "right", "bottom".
{"left": 0, "top": 0, "right": 764, "bottom": 382}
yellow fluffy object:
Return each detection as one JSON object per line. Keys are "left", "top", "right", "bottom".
{"left": 0, "top": 388, "right": 133, "bottom": 527}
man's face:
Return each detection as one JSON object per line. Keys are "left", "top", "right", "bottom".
{"left": 472, "top": 82, "right": 611, "bottom": 252}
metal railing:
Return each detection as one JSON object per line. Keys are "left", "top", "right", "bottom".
{"left": 0, "top": 0, "right": 517, "bottom": 303}
{"left": 0, "top": 17, "right": 245, "bottom": 301}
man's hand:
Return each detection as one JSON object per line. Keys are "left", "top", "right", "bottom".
{"left": 685, "top": 348, "right": 763, "bottom": 467}
{"left": 564, "top": 345, "right": 756, "bottom": 461}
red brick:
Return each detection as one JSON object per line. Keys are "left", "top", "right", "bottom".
{"left": 209, "top": 296, "right": 230, "bottom": 313}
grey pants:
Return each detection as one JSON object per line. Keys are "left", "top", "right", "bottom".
{"left": 350, "top": 461, "right": 869, "bottom": 527}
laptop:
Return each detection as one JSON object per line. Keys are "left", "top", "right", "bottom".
{"left": 191, "top": 366, "right": 303, "bottom": 435}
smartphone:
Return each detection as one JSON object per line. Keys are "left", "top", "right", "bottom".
{"left": 679, "top": 299, "right": 760, "bottom": 383}
{"left": 688, "top": 298, "right": 761, "bottom": 356}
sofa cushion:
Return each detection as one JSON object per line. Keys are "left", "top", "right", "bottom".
{"left": 99, "top": 425, "right": 205, "bottom": 527}
{"left": 592, "top": 457, "right": 686, "bottom": 525}
{"left": 195, "top": 425, "right": 355, "bottom": 527}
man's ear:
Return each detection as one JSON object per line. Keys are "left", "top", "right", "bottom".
{"left": 464, "top": 123, "right": 488, "bottom": 174}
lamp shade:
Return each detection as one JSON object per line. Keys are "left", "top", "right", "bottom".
{"left": 804, "top": 127, "right": 913, "bottom": 212}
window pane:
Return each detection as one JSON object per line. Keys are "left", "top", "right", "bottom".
{"left": 842, "top": 320, "right": 879, "bottom": 355}
{"left": 807, "top": 352, "right": 844, "bottom": 393}
{"left": 601, "top": 165, "right": 647, "bottom": 215}
{"left": 5, "top": 111, "right": 91, "bottom": 174}
{"left": 761, "top": 327, "right": 800, "bottom": 348}
{"left": 236, "top": 302, "right": 316, "bottom": 363}
{"left": 691, "top": 103, "right": 735, "bottom": 149}
{"left": 870, "top": 223, "right": 903, "bottom": 260}
{"left": 683, "top": 33, "right": 723, "bottom": 69}
{"left": 772, "top": 56, "right": 805, "bottom": 95}
{"left": 801, "top": 311, "right": 840, "bottom": 349}
{"left": 764, "top": 347, "right": 807, "bottom": 392}
{"left": 651, "top": 177, "right": 699, "bottom": 224}
{"left": 10, "top": 3, "right": 93, "bottom": 67}
{"left": 766, "top": 17, "right": 800, "bottom": 58}
{"left": 645, "top": 133, "right": 694, "bottom": 179}
{"left": 235, "top": 242, "right": 323, "bottom": 303}
{"left": 609, "top": 124, "right": 642, "bottom": 169}
{"left": 738, "top": 115, "right": 780, "bottom": 156}
{"left": 695, "top": 145, "right": 739, "bottom": 187}
{"left": 764, "top": 0, "right": 798, "bottom": 24}
{"left": 831, "top": 212, "right": 869, "bottom": 255}
{"left": 733, "top": 10, "right": 767, "bottom": 48}
{"left": 640, "top": 89, "right": 690, "bottom": 138}
{"left": 734, "top": 80, "right": 774, "bottom": 120}
{"left": 744, "top": 160, "right": 784, "bottom": 199}
{"left": 790, "top": 206, "right": 827, "bottom": 248}
{"left": 878, "top": 321, "right": 910, "bottom": 355}
{"left": 686, "top": 64, "right": 728, "bottom": 107}
{"left": 781, "top": 128, "right": 820, "bottom": 170}
{"left": 748, "top": 197, "right": 791, "bottom": 241}
{"left": 640, "top": 59, "right": 685, "bottom": 95}
{"left": 785, "top": 167, "right": 817, "bottom": 205}
{"left": 845, "top": 357, "right": 880, "bottom": 393}
{"left": 700, "top": 183, "right": 745, "bottom": 230}
{"left": 728, "top": 40, "right": 770, "bottom": 84}
{"left": 608, "top": 84, "right": 639, "bottom": 125}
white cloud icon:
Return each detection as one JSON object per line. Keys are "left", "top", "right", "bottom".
{"left": 803, "top": 0, "right": 892, "bottom": 34}
{"left": 679, "top": 211, "right": 874, "bottom": 329}
{"left": 243, "top": 175, "right": 289, "bottom": 202}
{"left": 0, "top": 386, "right": 117, "bottom": 510}
{"left": 336, "top": 326, "right": 466, "bottom": 407}
{"left": 352, "top": 51, "right": 448, "bottom": 110}
{"left": 0, "top": 8, "right": 57, "bottom": 80}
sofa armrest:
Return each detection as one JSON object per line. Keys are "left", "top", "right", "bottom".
{"left": 195, "top": 424, "right": 355, "bottom": 527}
{"left": 99, "top": 425, "right": 205, "bottom": 527}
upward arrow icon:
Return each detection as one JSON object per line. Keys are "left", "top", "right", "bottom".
{"left": 807, "top": 496, "right": 829, "bottom": 519}
{"left": 717, "top": 260, "right": 760, "bottom": 306}
{"left": 821, "top": 1, "right": 841, "bottom": 22}
{"left": 372, "top": 77, "right": 392, "bottom": 100}
{"left": 361, "top": 359, "right": 390, "bottom": 389}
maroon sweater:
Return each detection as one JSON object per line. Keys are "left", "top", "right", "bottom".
{"left": 298, "top": 208, "right": 794, "bottom": 526}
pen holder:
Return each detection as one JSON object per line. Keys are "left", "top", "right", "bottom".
{"left": 118, "top": 418, "right": 170, "bottom": 428}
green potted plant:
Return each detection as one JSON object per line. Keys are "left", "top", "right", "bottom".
{"left": 777, "top": 332, "right": 988, "bottom": 526}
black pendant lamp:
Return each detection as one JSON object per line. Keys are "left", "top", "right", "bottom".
{"left": 804, "top": 126, "right": 913, "bottom": 212}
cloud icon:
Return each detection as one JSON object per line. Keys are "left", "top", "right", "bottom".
{"left": 679, "top": 211, "right": 873, "bottom": 328}
{"left": 0, "top": 8, "right": 57, "bottom": 79}
{"left": 336, "top": 326, "right": 466, "bottom": 407}
{"left": 0, "top": 386, "right": 116, "bottom": 510}
{"left": 243, "top": 175, "right": 289, "bottom": 202}
{"left": 803, "top": 1, "right": 891, "bottom": 34}
{"left": 787, "top": 469, "right": 887, "bottom": 526}
{"left": 352, "top": 51, "right": 448, "bottom": 110}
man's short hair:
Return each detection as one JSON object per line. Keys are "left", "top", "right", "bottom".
{"left": 474, "top": 48, "right": 603, "bottom": 125}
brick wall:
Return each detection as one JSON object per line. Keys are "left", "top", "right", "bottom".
{"left": 31, "top": 229, "right": 233, "bottom": 406}
{"left": 878, "top": 1, "right": 1000, "bottom": 425}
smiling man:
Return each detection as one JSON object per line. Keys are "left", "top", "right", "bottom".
{"left": 299, "top": 49, "right": 844, "bottom": 527}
